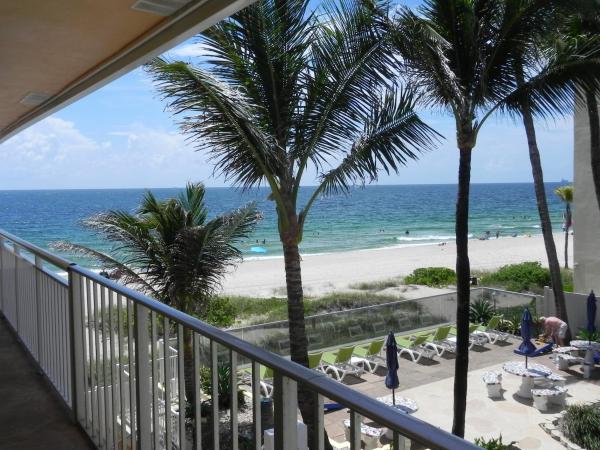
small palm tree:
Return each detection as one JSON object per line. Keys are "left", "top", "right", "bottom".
{"left": 145, "top": 1, "right": 437, "bottom": 443}
{"left": 555, "top": 185, "right": 573, "bottom": 268}
{"left": 52, "top": 182, "right": 258, "bottom": 404}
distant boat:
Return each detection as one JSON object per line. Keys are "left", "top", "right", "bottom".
{"left": 560, "top": 178, "right": 570, "bottom": 184}
{"left": 250, "top": 246, "right": 268, "bottom": 254}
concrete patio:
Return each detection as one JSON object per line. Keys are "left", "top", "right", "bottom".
{"left": 324, "top": 336, "right": 600, "bottom": 449}
{"left": 0, "top": 317, "right": 93, "bottom": 450}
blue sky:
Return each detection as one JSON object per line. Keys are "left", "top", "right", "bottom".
{"left": 0, "top": 1, "right": 573, "bottom": 190}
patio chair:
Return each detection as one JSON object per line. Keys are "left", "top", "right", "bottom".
{"left": 474, "top": 315, "right": 510, "bottom": 344}
{"left": 396, "top": 334, "right": 436, "bottom": 363}
{"left": 322, "top": 346, "right": 364, "bottom": 382}
{"left": 308, "top": 352, "right": 325, "bottom": 372}
{"left": 241, "top": 365, "right": 274, "bottom": 398}
{"left": 352, "top": 339, "right": 385, "bottom": 373}
{"left": 449, "top": 323, "right": 488, "bottom": 349}
{"left": 423, "top": 325, "right": 455, "bottom": 357}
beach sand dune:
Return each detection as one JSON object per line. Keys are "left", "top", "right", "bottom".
{"left": 222, "top": 233, "right": 572, "bottom": 298}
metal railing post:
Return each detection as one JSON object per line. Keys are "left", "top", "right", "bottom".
{"left": 34, "top": 255, "right": 43, "bottom": 361}
{"left": 273, "top": 372, "right": 298, "bottom": 450}
{"left": 134, "top": 303, "right": 151, "bottom": 449}
{"left": 0, "top": 236, "right": 4, "bottom": 313}
{"left": 69, "top": 267, "right": 86, "bottom": 424}
{"left": 14, "top": 244, "right": 20, "bottom": 333}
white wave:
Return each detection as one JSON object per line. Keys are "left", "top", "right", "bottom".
{"left": 530, "top": 224, "right": 541, "bottom": 228}
{"left": 396, "top": 234, "right": 469, "bottom": 242}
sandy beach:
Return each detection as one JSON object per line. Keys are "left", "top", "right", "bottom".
{"left": 222, "top": 232, "right": 573, "bottom": 297}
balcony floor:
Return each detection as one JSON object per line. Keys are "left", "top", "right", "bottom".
{"left": 0, "top": 317, "right": 94, "bottom": 450}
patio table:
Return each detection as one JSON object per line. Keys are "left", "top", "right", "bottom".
{"left": 570, "top": 340, "right": 600, "bottom": 379}
{"left": 503, "top": 361, "right": 552, "bottom": 398}
{"left": 343, "top": 419, "right": 383, "bottom": 450}
{"left": 377, "top": 395, "right": 418, "bottom": 445}
{"left": 377, "top": 395, "right": 419, "bottom": 414}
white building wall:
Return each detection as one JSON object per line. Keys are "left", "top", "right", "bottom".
{"left": 573, "top": 98, "right": 600, "bottom": 294}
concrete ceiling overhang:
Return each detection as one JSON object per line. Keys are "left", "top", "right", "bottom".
{"left": 0, "top": 0, "right": 254, "bottom": 143}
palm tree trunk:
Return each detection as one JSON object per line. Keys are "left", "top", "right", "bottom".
{"left": 452, "top": 144, "right": 472, "bottom": 438}
{"left": 519, "top": 94, "right": 570, "bottom": 327}
{"left": 564, "top": 203, "right": 570, "bottom": 269}
{"left": 282, "top": 240, "right": 332, "bottom": 450}
{"left": 586, "top": 90, "right": 600, "bottom": 212}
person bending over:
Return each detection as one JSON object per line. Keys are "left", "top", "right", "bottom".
{"left": 538, "top": 316, "right": 568, "bottom": 346}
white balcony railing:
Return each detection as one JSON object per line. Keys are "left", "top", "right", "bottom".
{"left": 0, "top": 229, "right": 480, "bottom": 450}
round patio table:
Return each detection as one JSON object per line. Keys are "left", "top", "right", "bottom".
{"left": 377, "top": 395, "right": 418, "bottom": 414}
{"left": 503, "top": 361, "right": 552, "bottom": 398}
{"left": 570, "top": 340, "right": 600, "bottom": 379}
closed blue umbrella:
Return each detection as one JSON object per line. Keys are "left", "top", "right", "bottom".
{"left": 587, "top": 291, "right": 597, "bottom": 342}
{"left": 385, "top": 331, "right": 400, "bottom": 405}
{"left": 517, "top": 308, "right": 536, "bottom": 368}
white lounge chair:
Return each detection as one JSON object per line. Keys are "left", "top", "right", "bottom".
{"left": 396, "top": 334, "right": 436, "bottom": 363}
{"left": 322, "top": 346, "right": 364, "bottom": 382}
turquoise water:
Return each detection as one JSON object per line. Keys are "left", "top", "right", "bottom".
{"left": 0, "top": 183, "right": 566, "bottom": 268}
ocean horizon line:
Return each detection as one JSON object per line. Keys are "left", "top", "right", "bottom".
{"left": 0, "top": 180, "right": 570, "bottom": 192}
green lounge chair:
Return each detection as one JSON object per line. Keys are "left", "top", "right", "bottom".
{"left": 322, "top": 346, "right": 363, "bottom": 381}
{"left": 241, "top": 365, "right": 274, "bottom": 398}
{"left": 449, "top": 323, "right": 488, "bottom": 349}
{"left": 352, "top": 339, "right": 385, "bottom": 373}
{"left": 474, "top": 315, "right": 510, "bottom": 344}
{"left": 396, "top": 334, "right": 436, "bottom": 363}
{"left": 424, "top": 325, "right": 455, "bottom": 356}
{"left": 308, "top": 352, "right": 324, "bottom": 371}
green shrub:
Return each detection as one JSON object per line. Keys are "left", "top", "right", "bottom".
{"left": 561, "top": 403, "right": 600, "bottom": 450}
{"left": 473, "top": 435, "right": 516, "bottom": 450}
{"left": 404, "top": 267, "right": 456, "bottom": 287}
{"left": 470, "top": 298, "right": 494, "bottom": 324}
{"left": 199, "top": 364, "right": 246, "bottom": 410}
{"left": 479, "top": 262, "right": 550, "bottom": 293}
{"left": 201, "top": 297, "right": 236, "bottom": 328}
{"left": 577, "top": 329, "right": 600, "bottom": 342}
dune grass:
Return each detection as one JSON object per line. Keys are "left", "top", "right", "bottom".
{"left": 222, "top": 291, "right": 404, "bottom": 327}
{"left": 349, "top": 278, "right": 402, "bottom": 291}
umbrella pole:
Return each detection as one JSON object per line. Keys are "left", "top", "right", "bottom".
{"left": 525, "top": 355, "right": 528, "bottom": 368}
{"left": 393, "top": 388, "right": 396, "bottom": 405}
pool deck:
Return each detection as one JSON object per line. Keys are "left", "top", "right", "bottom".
{"left": 0, "top": 316, "right": 93, "bottom": 450}
{"left": 324, "top": 337, "right": 600, "bottom": 449}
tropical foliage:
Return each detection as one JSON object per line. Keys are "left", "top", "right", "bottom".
{"left": 561, "top": 403, "right": 600, "bottom": 450}
{"left": 479, "top": 262, "right": 551, "bottom": 293}
{"left": 52, "top": 182, "right": 258, "bottom": 403}
{"left": 145, "top": 0, "right": 438, "bottom": 442}
{"left": 404, "top": 267, "right": 456, "bottom": 287}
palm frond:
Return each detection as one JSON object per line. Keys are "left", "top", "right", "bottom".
{"left": 50, "top": 241, "right": 159, "bottom": 298}
{"left": 301, "top": 89, "right": 438, "bottom": 221}
{"left": 296, "top": 0, "right": 399, "bottom": 166}
{"left": 145, "top": 58, "right": 284, "bottom": 189}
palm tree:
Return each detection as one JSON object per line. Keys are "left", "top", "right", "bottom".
{"left": 52, "top": 182, "right": 258, "bottom": 406}
{"left": 145, "top": 0, "right": 437, "bottom": 444}
{"left": 501, "top": 1, "right": 600, "bottom": 344}
{"left": 555, "top": 185, "right": 573, "bottom": 268}
{"left": 388, "top": 0, "right": 600, "bottom": 437}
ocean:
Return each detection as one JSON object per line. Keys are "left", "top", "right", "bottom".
{"left": 0, "top": 183, "right": 566, "bottom": 268}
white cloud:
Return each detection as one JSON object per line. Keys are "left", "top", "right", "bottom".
{"left": 167, "top": 43, "right": 214, "bottom": 59}
{"left": 0, "top": 117, "right": 222, "bottom": 189}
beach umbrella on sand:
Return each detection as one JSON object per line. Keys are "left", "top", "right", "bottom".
{"left": 517, "top": 308, "right": 536, "bottom": 368}
{"left": 587, "top": 291, "right": 597, "bottom": 343}
{"left": 385, "top": 331, "right": 400, "bottom": 405}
